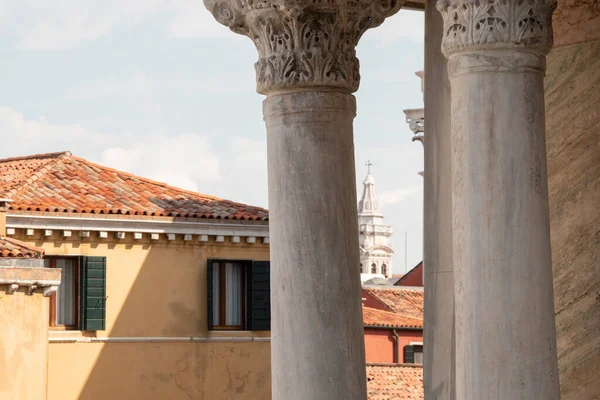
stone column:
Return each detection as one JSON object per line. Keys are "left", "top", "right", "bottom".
{"left": 423, "top": 1, "right": 455, "bottom": 398}
{"left": 436, "top": 1, "right": 560, "bottom": 398}
{"left": 203, "top": 1, "right": 402, "bottom": 399}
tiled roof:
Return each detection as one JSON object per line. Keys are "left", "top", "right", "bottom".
{"left": 0, "top": 237, "right": 44, "bottom": 258}
{"left": 363, "top": 287, "right": 424, "bottom": 320}
{"left": 0, "top": 152, "right": 268, "bottom": 220}
{"left": 367, "top": 364, "right": 423, "bottom": 400}
{"left": 363, "top": 306, "right": 423, "bottom": 329}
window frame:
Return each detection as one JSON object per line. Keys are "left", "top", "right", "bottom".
{"left": 413, "top": 345, "right": 424, "bottom": 364}
{"left": 211, "top": 260, "right": 247, "bottom": 331}
{"left": 47, "top": 256, "right": 80, "bottom": 330}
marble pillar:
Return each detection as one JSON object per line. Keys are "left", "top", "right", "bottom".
{"left": 423, "top": 1, "right": 455, "bottom": 398}
{"left": 202, "top": 1, "right": 402, "bottom": 399}
{"left": 437, "top": 0, "right": 560, "bottom": 398}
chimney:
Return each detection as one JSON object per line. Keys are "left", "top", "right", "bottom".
{"left": 0, "top": 199, "right": 13, "bottom": 236}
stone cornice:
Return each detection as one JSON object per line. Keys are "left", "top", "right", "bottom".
{"left": 0, "top": 267, "right": 61, "bottom": 297}
{"left": 6, "top": 213, "right": 270, "bottom": 240}
{"left": 437, "top": 0, "right": 557, "bottom": 58}
{"left": 204, "top": 0, "right": 404, "bottom": 94}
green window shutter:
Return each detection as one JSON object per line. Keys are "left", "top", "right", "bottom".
{"left": 404, "top": 345, "right": 415, "bottom": 364}
{"left": 207, "top": 259, "right": 215, "bottom": 331}
{"left": 79, "top": 256, "right": 106, "bottom": 331}
{"left": 247, "top": 261, "right": 270, "bottom": 331}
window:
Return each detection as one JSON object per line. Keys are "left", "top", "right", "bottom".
{"left": 404, "top": 344, "right": 423, "bottom": 364}
{"left": 45, "top": 257, "right": 79, "bottom": 328}
{"left": 45, "top": 256, "right": 106, "bottom": 331}
{"left": 360, "top": 263, "right": 363, "bottom": 273}
{"left": 208, "top": 259, "right": 271, "bottom": 331}
{"left": 371, "top": 263, "right": 377, "bottom": 274}
{"left": 381, "top": 264, "right": 387, "bottom": 276}
{"left": 212, "top": 261, "right": 245, "bottom": 329}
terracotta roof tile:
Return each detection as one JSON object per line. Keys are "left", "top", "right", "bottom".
{"left": 0, "top": 152, "right": 268, "bottom": 220}
{"left": 0, "top": 237, "right": 44, "bottom": 258}
{"left": 367, "top": 364, "right": 423, "bottom": 400}
{"left": 363, "top": 306, "right": 423, "bottom": 329}
{"left": 363, "top": 287, "right": 424, "bottom": 319}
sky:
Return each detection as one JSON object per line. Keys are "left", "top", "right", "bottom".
{"left": 0, "top": 1, "right": 425, "bottom": 275}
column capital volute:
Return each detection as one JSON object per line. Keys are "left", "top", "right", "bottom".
{"left": 436, "top": 0, "right": 557, "bottom": 59}
{"left": 204, "top": 0, "right": 404, "bottom": 95}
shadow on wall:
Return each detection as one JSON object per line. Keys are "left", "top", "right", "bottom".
{"left": 46, "top": 237, "right": 271, "bottom": 400}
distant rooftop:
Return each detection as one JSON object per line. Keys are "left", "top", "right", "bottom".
{"left": 0, "top": 151, "right": 268, "bottom": 220}
{"left": 367, "top": 363, "right": 423, "bottom": 400}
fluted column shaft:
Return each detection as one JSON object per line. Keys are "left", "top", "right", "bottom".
{"left": 437, "top": 1, "right": 560, "bottom": 398}
{"left": 203, "top": 1, "right": 403, "bottom": 399}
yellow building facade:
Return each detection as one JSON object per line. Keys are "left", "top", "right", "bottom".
{"left": 2, "top": 152, "right": 273, "bottom": 400}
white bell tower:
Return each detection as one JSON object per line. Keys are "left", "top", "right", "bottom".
{"left": 358, "top": 162, "right": 394, "bottom": 281}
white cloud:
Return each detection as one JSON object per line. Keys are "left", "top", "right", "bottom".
{"left": 0, "top": 107, "right": 223, "bottom": 195}
{"left": 1, "top": 1, "right": 422, "bottom": 50}
{"left": 101, "top": 133, "right": 222, "bottom": 192}
{"left": 2, "top": 0, "right": 172, "bottom": 50}
{"left": 166, "top": 1, "right": 243, "bottom": 40}
{"left": 364, "top": 10, "right": 425, "bottom": 45}
{"left": 0, "top": 107, "right": 107, "bottom": 156}
{"left": 0, "top": 0, "right": 239, "bottom": 50}
{"left": 62, "top": 69, "right": 253, "bottom": 101}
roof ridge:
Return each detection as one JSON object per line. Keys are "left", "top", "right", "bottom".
{"left": 68, "top": 155, "right": 266, "bottom": 210}
{"left": 364, "top": 285, "right": 423, "bottom": 292}
{"left": 3, "top": 153, "right": 70, "bottom": 199}
{"left": 0, "top": 151, "right": 71, "bottom": 164}
{"left": 366, "top": 363, "right": 423, "bottom": 369}
{"left": 68, "top": 155, "right": 221, "bottom": 202}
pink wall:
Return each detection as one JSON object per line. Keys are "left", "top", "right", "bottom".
{"left": 364, "top": 328, "right": 423, "bottom": 364}
{"left": 395, "top": 262, "right": 423, "bottom": 287}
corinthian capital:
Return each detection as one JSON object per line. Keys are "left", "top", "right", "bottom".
{"left": 436, "top": 0, "right": 557, "bottom": 58}
{"left": 204, "top": 0, "right": 403, "bottom": 94}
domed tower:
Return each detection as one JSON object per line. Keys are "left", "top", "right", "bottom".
{"left": 358, "top": 162, "right": 394, "bottom": 280}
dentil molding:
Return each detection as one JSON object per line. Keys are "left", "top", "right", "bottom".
{"left": 203, "top": 0, "right": 404, "bottom": 94}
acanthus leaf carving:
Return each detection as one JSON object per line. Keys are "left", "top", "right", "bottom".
{"left": 204, "top": 0, "right": 404, "bottom": 94}
{"left": 436, "top": 0, "right": 557, "bottom": 57}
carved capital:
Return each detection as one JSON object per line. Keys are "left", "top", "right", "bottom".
{"left": 204, "top": 0, "right": 403, "bottom": 94}
{"left": 437, "top": 0, "right": 557, "bottom": 58}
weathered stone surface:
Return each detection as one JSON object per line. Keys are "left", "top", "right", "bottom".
{"left": 203, "top": 0, "right": 403, "bottom": 94}
{"left": 264, "top": 91, "right": 367, "bottom": 400}
{"left": 423, "top": 1, "right": 455, "bottom": 398}
{"left": 553, "top": 0, "right": 600, "bottom": 47}
{"left": 438, "top": 0, "right": 560, "bottom": 398}
{"left": 437, "top": 0, "right": 557, "bottom": 57}
{"left": 545, "top": 38, "right": 600, "bottom": 400}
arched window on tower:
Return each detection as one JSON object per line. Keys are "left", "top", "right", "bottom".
{"left": 360, "top": 263, "right": 363, "bottom": 273}
{"left": 381, "top": 264, "right": 387, "bottom": 276}
{"left": 371, "top": 263, "right": 377, "bottom": 274}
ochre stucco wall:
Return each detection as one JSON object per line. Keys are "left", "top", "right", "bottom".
{"left": 0, "top": 288, "right": 50, "bottom": 400}
{"left": 364, "top": 328, "right": 423, "bottom": 364}
{"left": 14, "top": 229, "right": 271, "bottom": 400}
{"left": 48, "top": 341, "right": 270, "bottom": 400}
{"left": 546, "top": 4, "right": 600, "bottom": 398}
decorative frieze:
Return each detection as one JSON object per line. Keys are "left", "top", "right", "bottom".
{"left": 437, "top": 0, "right": 557, "bottom": 58}
{"left": 204, "top": 0, "right": 403, "bottom": 94}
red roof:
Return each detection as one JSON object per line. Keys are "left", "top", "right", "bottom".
{"left": 362, "top": 287, "right": 424, "bottom": 320}
{"left": 363, "top": 306, "right": 423, "bottom": 329}
{"left": 0, "top": 152, "right": 268, "bottom": 220}
{"left": 0, "top": 237, "right": 44, "bottom": 258}
{"left": 367, "top": 364, "right": 423, "bottom": 400}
